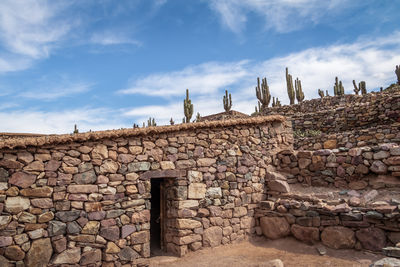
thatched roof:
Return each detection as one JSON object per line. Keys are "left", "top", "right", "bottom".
{"left": 0, "top": 115, "right": 285, "bottom": 149}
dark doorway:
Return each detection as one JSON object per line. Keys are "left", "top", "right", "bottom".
{"left": 150, "top": 178, "right": 164, "bottom": 256}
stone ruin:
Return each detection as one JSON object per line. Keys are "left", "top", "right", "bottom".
{"left": 0, "top": 87, "right": 399, "bottom": 266}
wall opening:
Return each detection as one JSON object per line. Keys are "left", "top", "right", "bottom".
{"left": 150, "top": 178, "right": 166, "bottom": 256}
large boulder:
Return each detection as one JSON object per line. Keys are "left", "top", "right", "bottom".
{"left": 203, "top": 226, "right": 222, "bottom": 247}
{"left": 321, "top": 226, "right": 356, "bottom": 249}
{"left": 356, "top": 227, "right": 386, "bottom": 251}
{"left": 267, "top": 180, "right": 290, "bottom": 193}
{"left": 290, "top": 224, "right": 319, "bottom": 244}
{"left": 260, "top": 217, "right": 290, "bottom": 240}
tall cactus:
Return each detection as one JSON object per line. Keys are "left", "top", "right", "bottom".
{"left": 170, "top": 118, "right": 174, "bottom": 125}
{"left": 147, "top": 117, "right": 156, "bottom": 127}
{"left": 295, "top": 78, "right": 304, "bottom": 103}
{"left": 223, "top": 90, "right": 232, "bottom": 112}
{"left": 396, "top": 65, "right": 400, "bottom": 85}
{"left": 333, "top": 77, "right": 344, "bottom": 96}
{"left": 286, "top": 68, "right": 295, "bottom": 105}
{"left": 353, "top": 80, "right": 366, "bottom": 95}
{"left": 255, "top": 77, "right": 271, "bottom": 112}
{"left": 183, "top": 89, "right": 193, "bottom": 123}
{"left": 318, "top": 89, "right": 324, "bottom": 98}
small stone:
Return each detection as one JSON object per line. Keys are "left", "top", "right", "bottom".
{"left": 203, "top": 226, "right": 222, "bottom": 247}
{"left": 0, "top": 236, "right": 13, "bottom": 247}
{"left": 100, "top": 226, "right": 120, "bottom": 241}
{"left": 25, "top": 238, "right": 53, "bottom": 267}
{"left": 49, "top": 221, "right": 66, "bottom": 236}
{"left": 80, "top": 249, "right": 102, "bottom": 265}
{"left": 67, "top": 221, "right": 82, "bottom": 234}
{"left": 82, "top": 221, "right": 100, "bottom": 234}
{"left": 73, "top": 170, "right": 97, "bottom": 184}
{"left": 119, "top": 247, "right": 139, "bottom": 261}
{"left": 5, "top": 197, "right": 30, "bottom": 214}
{"left": 106, "top": 242, "right": 120, "bottom": 253}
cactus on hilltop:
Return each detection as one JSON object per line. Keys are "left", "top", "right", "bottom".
{"left": 147, "top": 117, "right": 156, "bottom": 127}
{"left": 223, "top": 90, "right": 232, "bottom": 112}
{"left": 272, "top": 97, "right": 281, "bottom": 107}
{"left": 353, "top": 80, "right": 367, "bottom": 95}
{"left": 73, "top": 124, "right": 79, "bottom": 134}
{"left": 396, "top": 65, "right": 400, "bottom": 85}
{"left": 286, "top": 68, "right": 295, "bottom": 105}
{"left": 318, "top": 89, "right": 324, "bottom": 98}
{"left": 183, "top": 89, "right": 193, "bottom": 123}
{"left": 295, "top": 78, "right": 304, "bottom": 103}
{"left": 255, "top": 77, "right": 271, "bottom": 112}
{"left": 170, "top": 118, "right": 175, "bottom": 125}
{"left": 333, "top": 77, "right": 344, "bottom": 96}
{"left": 133, "top": 123, "right": 139, "bottom": 128}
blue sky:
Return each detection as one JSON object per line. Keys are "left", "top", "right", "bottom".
{"left": 0, "top": 0, "right": 400, "bottom": 134}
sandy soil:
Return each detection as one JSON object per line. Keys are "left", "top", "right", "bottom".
{"left": 148, "top": 237, "right": 383, "bottom": 267}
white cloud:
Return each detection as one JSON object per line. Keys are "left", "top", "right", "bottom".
{"left": 0, "top": 0, "right": 71, "bottom": 59}
{"left": 0, "top": 108, "right": 127, "bottom": 134}
{"left": 18, "top": 82, "right": 93, "bottom": 101}
{"left": 206, "top": 0, "right": 345, "bottom": 33}
{"left": 90, "top": 32, "right": 142, "bottom": 46}
{"left": 121, "top": 32, "right": 400, "bottom": 124}
{"left": 119, "top": 61, "right": 250, "bottom": 97}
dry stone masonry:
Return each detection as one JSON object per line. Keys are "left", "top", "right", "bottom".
{"left": 0, "top": 116, "right": 292, "bottom": 266}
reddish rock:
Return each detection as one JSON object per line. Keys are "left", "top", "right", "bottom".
{"left": 356, "top": 227, "right": 386, "bottom": 251}
{"left": 260, "top": 217, "right": 290, "bottom": 240}
{"left": 45, "top": 160, "right": 61, "bottom": 171}
{"left": 130, "top": 231, "right": 150, "bottom": 244}
{"left": 80, "top": 249, "right": 101, "bottom": 265}
{"left": 370, "top": 160, "right": 387, "bottom": 174}
{"left": 121, "top": 225, "right": 136, "bottom": 238}
{"left": 20, "top": 186, "right": 52, "bottom": 197}
{"left": 52, "top": 236, "right": 67, "bottom": 253}
{"left": 0, "top": 236, "right": 12, "bottom": 247}
{"left": 31, "top": 198, "right": 53, "bottom": 208}
{"left": 268, "top": 180, "right": 290, "bottom": 193}
{"left": 291, "top": 224, "right": 319, "bottom": 244}
{"left": 0, "top": 159, "right": 23, "bottom": 169}
{"left": 100, "top": 226, "right": 120, "bottom": 241}
{"left": 9, "top": 172, "right": 36, "bottom": 188}
{"left": 349, "top": 180, "right": 368, "bottom": 190}
{"left": 321, "top": 226, "right": 356, "bottom": 249}
{"left": 4, "top": 245, "right": 25, "bottom": 261}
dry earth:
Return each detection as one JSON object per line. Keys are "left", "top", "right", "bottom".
{"left": 149, "top": 237, "right": 382, "bottom": 267}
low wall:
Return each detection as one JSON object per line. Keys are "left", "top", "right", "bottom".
{"left": 0, "top": 116, "right": 292, "bottom": 266}
{"left": 274, "top": 144, "right": 400, "bottom": 189}
{"left": 294, "top": 123, "right": 400, "bottom": 150}
{"left": 255, "top": 192, "right": 400, "bottom": 252}
{"left": 262, "top": 89, "right": 400, "bottom": 142}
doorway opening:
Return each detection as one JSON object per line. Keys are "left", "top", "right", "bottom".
{"left": 150, "top": 178, "right": 166, "bottom": 256}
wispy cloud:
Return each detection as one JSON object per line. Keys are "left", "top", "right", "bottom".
{"left": 18, "top": 82, "right": 93, "bottom": 101}
{"left": 0, "top": 0, "right": 72, "bottom": 59}
{"left": 90, "top": 32, "right": 142, "bottom": 46}
{"left": 119, "top": 61, "right": 250, "bottom": 97}
{"left": 121, "top": 31, "right": 400, "bottom": 125}
{"left": 206, "top": 0, "right": 346, "bottom": 33}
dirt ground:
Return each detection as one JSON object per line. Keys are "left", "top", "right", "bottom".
{"left": 148, "top": 237, "right": 383, "bottom": 267}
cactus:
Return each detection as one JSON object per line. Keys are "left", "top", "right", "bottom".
{"left": 183, "top": 89, "right": 193, "bottom": 123}
{"left": 196, "top": 112, "right": 201, "bottom": 122}
{"left": 286, "top": 68, "right": 295, "bottom": 105}
{"left": 255, "top": 77, "right": 271, "bottom": 112}
{"left": 396, "top": 65, "right": 400, "bottom": 85}
{"left": 170, "top": 118, "right": 174, "bottom": 125}
{"left": 380, "top": 87, "right": 383, "bottom": 92}
{"left": 333, "top": 77, "right": 344, "bottom": 96}
{"left": 272, "top": 97, "right": 281, "bottom": 107}
{"left": 133, "top": 123, "right": 139, "bottom": 128}
{"left": 147, "top": 117, "right": 156, "bottom": 127}
{"left": 73, "top": 124, "right": 79, "bottom": 134}
{"left": 353, "top": 80, "right": 366, "bottom": 95}
{"left": 295, "top": 78, "right": 304, "bottom": 103}
{"left": 352, "top": 80, "right": 360, "bottom": 95}
{"left": 325, "top": 90, "right": 329, "bottom": 96}
{"left": 142, "top": 122, "right": 145, "bottom": 128}
{"left": 223, "top": 90, "right": 232, "bottom": 112}
{"left": 318, "top": 89, "right": 324, "bottom": 98}
{"left": 182, "top": 118, "right": 185, "bottom": 124}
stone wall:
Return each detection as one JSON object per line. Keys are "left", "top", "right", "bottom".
{"left": 273, "top": 144, "right": 400, "bottom": 189}
{"left": 0, "top": 116, "right": 292, "bottom": 266}
{"left": 255, "top": 191, "right": 400, "bottom": 252}
{"left": 295, "top": 124, "right": 400, "bottom": 150}
{"left": 262, "top": 89, "right": 400, "bottom": 148}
